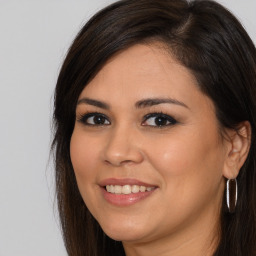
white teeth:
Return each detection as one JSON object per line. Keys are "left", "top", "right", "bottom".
{"left": 139, "top": 186, "right": 146, "bottom": 192}
{"left": 131, "top": 185, "right": 140, "bottom": 193}
{"left": 122, "top": 185, "right": 131, "bottom": 194}
{"left": 106, "top": 185, "right": 155, "bottom": 194}
{"left": 115, "top": 185, "right": 122, "bottom": 194}
{"left": 110, "top": 185, "right": 115, "bottom": 193}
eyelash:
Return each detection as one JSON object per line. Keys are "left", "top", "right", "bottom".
{"left": 77, "top": 112, "right": 110, "bottom": 126}
{"left": 142, "top": 112, "right": 177, "bottom": 128}
{"left": 77, "top": 112, "right": 177, "bottom": 128}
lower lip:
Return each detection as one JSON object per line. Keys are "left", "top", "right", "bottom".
{"left": 101, "top": 187, "right": 156, "bottom": 206}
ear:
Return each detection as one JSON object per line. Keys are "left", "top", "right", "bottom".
{"left": 222, "top": 121, "right": 251, "bottom": 179}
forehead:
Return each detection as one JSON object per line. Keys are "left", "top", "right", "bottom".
{"left": 79, "top": 43, "right": 211, "bottom": 110}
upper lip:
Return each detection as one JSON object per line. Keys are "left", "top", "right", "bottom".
{"left": 99, "top": 178, "right": 158, "bottom": 187}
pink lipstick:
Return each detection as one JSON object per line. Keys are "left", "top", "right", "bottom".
{"left": 99, "top": 178, "right": 158, "bottom": 206}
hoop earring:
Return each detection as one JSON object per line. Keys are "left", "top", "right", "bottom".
{"left": 226, "top": 178, "right": 238, "bottom": 213}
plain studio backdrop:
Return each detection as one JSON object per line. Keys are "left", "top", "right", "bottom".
{"left": 0, "top": 1, "right": 255, "bottom": 255}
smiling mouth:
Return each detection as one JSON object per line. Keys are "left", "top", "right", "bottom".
{"left": 105, "top": 185, "right": 155, "bottom": 194}
{"left": 101, "top": 179, "right": 158, "bottom": 206}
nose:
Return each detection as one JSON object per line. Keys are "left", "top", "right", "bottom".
{"left": 102, "top": 125, "right": 144, "bottom": 166}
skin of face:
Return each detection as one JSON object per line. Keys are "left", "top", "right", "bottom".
{"left": 70, "top": 43, "right": 230, "bottom": 255}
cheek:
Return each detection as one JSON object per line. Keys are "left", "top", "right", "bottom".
{"left": 144, "top": 132, "right": 225, "bottom": 228}
{"left": 149, "top": 127, "right": 222, "bottom": 171}
{"left": 70, "top": 130, "right": 104, "bottom": 217}
{"left": 145, "top": 133, "right": 200, "bottom": 176}
{"left": 145, "top": 129, "right": 224, "bottom": 198}
{"left": 70, "top": 130, "right": 100, "bottom": 185}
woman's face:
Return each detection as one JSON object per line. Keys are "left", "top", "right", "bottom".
{"left": 70, "top": 44, "right": 227, "bottom": 244}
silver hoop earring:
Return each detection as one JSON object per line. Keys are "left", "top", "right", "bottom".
{"left": 226, "top": 178, "right": 238, "bottom": 213}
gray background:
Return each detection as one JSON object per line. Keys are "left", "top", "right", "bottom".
{"left": 0, "top": 1, "right": 255, "bottom": 255}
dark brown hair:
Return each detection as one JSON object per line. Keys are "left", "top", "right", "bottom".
{"left": 52, "top": 0, "right": 256, "bottom": 255}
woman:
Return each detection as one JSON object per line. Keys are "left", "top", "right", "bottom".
{"left": 52, "top": 0, "right": 256, "bottom": 255}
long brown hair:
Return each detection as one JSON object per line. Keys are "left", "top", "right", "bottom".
{"left": 52, "top": 0, "right": 256, "bottom": 255}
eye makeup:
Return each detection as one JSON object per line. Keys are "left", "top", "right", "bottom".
{"left": 76, "top": 110, "right": 178, "bottom": 129}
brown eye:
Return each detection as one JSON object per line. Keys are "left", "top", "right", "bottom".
{"left": 78, "top": 113, "right": 110, "bottom": 126}
{"left": 142, "top": 113, "right": 177, "bottom": 127}
{"left": 91, "top": 115, "right": 107, "bottom": 125}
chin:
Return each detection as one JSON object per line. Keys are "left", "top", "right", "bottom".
{"left": 100, "top": 220, "right": 150, "bottom": 242}
{"left": 105, "top": 230, "right": 147, "bottom": 243}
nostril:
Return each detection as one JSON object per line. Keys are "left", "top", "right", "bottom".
{"left": 104, "top": 158, "right": 133, "bottom": 167}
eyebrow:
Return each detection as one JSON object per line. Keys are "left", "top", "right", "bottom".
{"left": 77, "top": 97, "right": 189, "bottom": 109}
{"left": 77, "top": 98, "right": 110, "bottom": 109}
{"left": 135, "top": 98, "right": 189, "bottom": 109}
